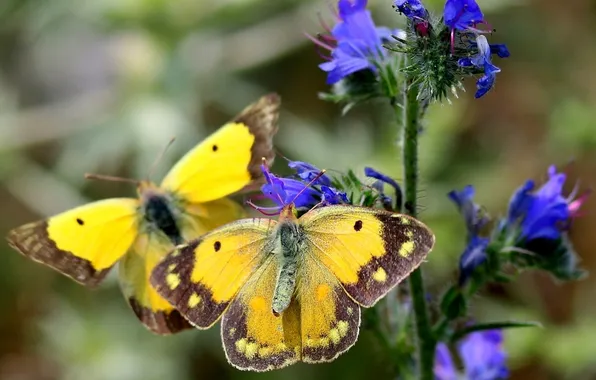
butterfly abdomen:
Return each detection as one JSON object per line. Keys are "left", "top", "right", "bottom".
{"left": 142, "top": 193, "right": 183, "bottom": 245}
{"left": 272, "top": 222, "right": 307, "bottom": 316}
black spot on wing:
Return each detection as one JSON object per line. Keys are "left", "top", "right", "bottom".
{"left": 76, "top": 218, "right": 84, "bottom": 226}
{"left": 353, "top": 220, "right": 362, "bottom": 231}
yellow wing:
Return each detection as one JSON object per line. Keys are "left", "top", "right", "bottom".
{"left": 221, "top": 255, "right": 301, "bottom": 371}
{"left": 119, "top": 233, "right": 192, "bottom": 335}
{"left": 221, "top": 253, "right": 361, "bottom": 371}
{"left": 180, "top": 197, "right": 246, "bottom": 236}
{"left": 6, "top": 198, "right": 139, "bottom": 286}
{"left": 299, "top": 205, "right": 435, "bottom": 307}
{"left": 160, "top": 94, "right": 280, "bottom": 203}
{"left": 150, "top": 217, "right": 277, "bottom": 329}
{"left": 118, "top": 197, "right": 245, "bottom": 334}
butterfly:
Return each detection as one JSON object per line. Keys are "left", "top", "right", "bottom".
{"left": 6, "top": 93, "right": 280, "bottom": 335}
{"left": 150, "top": 201, "right": 435, "bottom": 370}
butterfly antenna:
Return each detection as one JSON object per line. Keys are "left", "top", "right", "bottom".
{"left": 84, "top": 173, "right": 140, "bottom": 185}
{"left": 147, "top": 137, "right": 176, "bottom": 181}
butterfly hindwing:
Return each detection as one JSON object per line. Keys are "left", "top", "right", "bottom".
{"left": 222, "top": 256, "right": 301, "bottom": 371}
{"left": 119, "top": 233, "right": 192, "bottom": 335}
{"left": 221, "top": 222, "right": 361, "bottom": 371}
{"left": 299, "top": 254, "right": 361, "bottom": 364}
{"left": 300, "top": 205, "right": 435, "bottom": 307}
{"left": 7, "top": 198, "right": 139, "bottom": 286}
{"left": 160, "top": 93, "right": 280, "bottom": 204}
{"left": 150, "top": 218, "right": 276, "bottom": 329}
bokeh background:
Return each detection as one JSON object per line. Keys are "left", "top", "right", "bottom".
{"left": 0, "top": 0, "right": 595, "bottom": 379}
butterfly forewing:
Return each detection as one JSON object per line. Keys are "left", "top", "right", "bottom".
{"left": 7, "top": 198, "right": 139, "bottom": 287}
{"left": 299, "top": 205, "right": 435, "bottom": 307}
{"left": 150, "top": 218, "right": 277, "bottom": 329}
{"left": 159, "top": 93, "right": 280, "bottom": 203}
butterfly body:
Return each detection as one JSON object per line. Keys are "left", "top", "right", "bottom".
{"left": 151, "top": 203, "right": 435, "bottom": 370}
{"left": 138, "top": 182, "right": 184, "bottom": 245}
{"left": 7, "top": 94, "right": 281, "bottom": 334}
{"left": 271, "top": 211, "right": 307, "bottom": 316}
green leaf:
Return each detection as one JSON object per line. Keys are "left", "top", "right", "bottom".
{"left": 451, "top": 321, "right": 543, "bottom": 342}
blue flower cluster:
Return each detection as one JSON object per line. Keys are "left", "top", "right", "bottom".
{"left": 256, "top": 161, "right": 402, "bottom": 215}
{"left": 314, "top": 0, "right": 398, "bottom": 85}
{"left": 435, "top": 329, "right": 508, "bottom": 380}
{"left": 450, "top": 165, "right": 589, "bottom": 284}
{"left": 396, "top": 0, "right": 510, "bottom": 98}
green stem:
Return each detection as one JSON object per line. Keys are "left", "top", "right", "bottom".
{"left": 401, "top": 79, "right": 435, "bottom": 380}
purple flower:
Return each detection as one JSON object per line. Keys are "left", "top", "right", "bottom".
{"left": 365, "top": 167, "right": 402, "bottom": 210}
{"left": 458, "top": 35, "right": 503, "bottom": 98}
{"left": 435, "top": 330, "right": 508, "bottom": 380}
{"left": 448, "top": 185, "right": 490, "bottom": 284}
{"left": 490, "top": 44, "right": 510, "bottom": 58}
{"left": 393, "top": 0, "right": 427, "bottom": 19}
{"left": 444, "top": 0, "right": 484, "bottom": 30}
{"left": 288, "top": 160, "right": 331, "bottom": 186}
{"left": 459, "top": 330, "right": 509, "bottom": 380}
{"left": 506, "top": 165, "right": 589, "bottom": 242}
{"left": 260, "top": 165, "right": 321, "bottom": 212}
{"left": 254, "top": 161, "right": 348, "bottom": 215}
{"left": 458, "top": 236, "right": 489, "bottom": 284}
{"left": 434, "top": 343, "right": 457, "bottom": 380}
{"left": 314, "top": 0, "right": 397, "bottom": 84}
{"left": 448, "top": 185, "right": 489, "bottom": 236}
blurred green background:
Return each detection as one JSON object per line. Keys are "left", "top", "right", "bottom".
{"left": 0, "top": 0, "right": 595, "bottom": 379}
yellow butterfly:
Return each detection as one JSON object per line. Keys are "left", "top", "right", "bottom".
{"left": 150, "top": 202, "right": 435, "bottom": 370}
{"left": 6, "top": 93, "right": 280, "bottom": 335}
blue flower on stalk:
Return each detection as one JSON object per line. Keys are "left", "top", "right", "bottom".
{"left": 505, "top": 165, "right": 589, "bottom": 242}
{"left": 314, "top": 0, "right": 396, "bottom": 84}
{"left": 434, "top": 329, "right": 509, "bottom": 380}
{"left": 458, "top": 35, "right": 503, "bottom": 98}
{"left": 449, "top": 185, "right": 490, "bottom": 284}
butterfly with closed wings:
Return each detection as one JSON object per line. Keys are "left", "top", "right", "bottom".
{"left": 6, "top": 93, "right": 280, "bottom": 335}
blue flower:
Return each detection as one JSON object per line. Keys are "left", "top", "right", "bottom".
{"left": 490, "top": 44, "right": 510, "bottom": 58}
{"left": 364, "top": 167, "right": 402, "bottom": 209}
{"left": 506, "top": 165, "right": 588, "bottom": 242}
{"left": 393, "top": 0, "right": 427, "bottom": 19}
{"left": 316, "top": 0, "right": 396, "bottom": 84}
{"left": 288, "top": 160, "right": 331, "bottom": 186}
{"left": 448, "top": 185, "right": 488, "bottom": 236}
{"left": 434, "top": 343, "right": 457, "bottom": 380}
{"left": 444, "top": 0, "right": 484, "bottom": 30}
{"left": 458, "top": 35, "right": 503, "bottom": 98}
{"left": 458, "top": 236, "right": 489, "bottom": 284}
{"left": 449, "top": 185, "right": 490, "bottom": 284}
{"left": 255, "top": 161, "right": 348, "bottom": 215}
{"left": 435, "top": 330, "right": 508, "bottom": 380}
{"left": 459, "top": 330, "right": 509, "bottom": 380}
{"left": 261, "top": 165, "right": 321, "bottom": 212}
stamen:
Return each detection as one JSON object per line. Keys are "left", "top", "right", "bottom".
{"left": 304, "top": 32, "right": 335, "bottom": 51}
{"left": 246, "top": 200, "right": 282, "bottom": 216}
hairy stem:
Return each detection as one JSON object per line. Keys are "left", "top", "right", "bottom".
{"left": 402, "top": 79, "right": 435, "bottom": 380}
